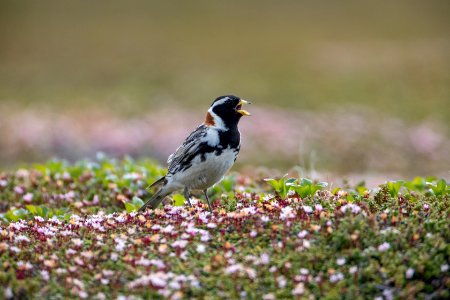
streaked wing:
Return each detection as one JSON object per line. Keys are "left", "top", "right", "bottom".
{"left": 167, "top": 124, "right": 208, "bottom": 174}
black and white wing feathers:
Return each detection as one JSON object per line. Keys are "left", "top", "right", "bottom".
{"left": 167, "top": 124, "right": 209, "bottom": 174}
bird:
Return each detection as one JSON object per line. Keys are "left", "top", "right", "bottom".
{"left": 138, "top": 95, "right": 251, "bottom": 212}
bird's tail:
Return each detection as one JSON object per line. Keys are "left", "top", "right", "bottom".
{"left": 138, "top": 176, "right": 167, "bottom": 212}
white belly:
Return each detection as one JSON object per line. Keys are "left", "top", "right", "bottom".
{"left": 172, "top": 148, "right": 237, "bottom": 190}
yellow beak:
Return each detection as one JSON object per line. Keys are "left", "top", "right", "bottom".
{"left": 236, "top": 99, "right": 251, "bottom": 116}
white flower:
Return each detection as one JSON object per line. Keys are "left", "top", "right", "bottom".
{"left": 276, "top": 275, "right": 287, "bottom": 288}
{"left": 34, "top": 216, "right": 45, "bottom": 222}
{"left": 249, "top": 230, "right": 257, "bottom": 238}
{"left": 298, "top": 230, "right": 309, "bottom": 238}
{"left": 302, "top": 205, "right": 313, "bottom": 214}
{"left": 329, "top": 272, "right": 344, "bottom": 283}
{"left": 262, "top": 293, "right": 275, "bottom": 300}
{"left": 336, "top": 257, "right": 346, "bottom": 266}
{"left": 349, "top": 266, "right": 358, "bottom": 274}
{"left": 40, "top": 270, "right": 50, "bottom": 281}
{"left": 260, "top": 253, "right": 270, "bottom": 265}
{"left": 261, "top": 215, "right": 270, "bottom": 223}
{"left": 4, "top": 287, "right": 13, "bottom": 299}
{"left": 292, "top": 283, "right": 305, "bottom": 295}
{"left": 14, "top": 235, "right": 30, "bottom": 243}
{"left": 441, "top": 264, "right": 449, "bottom": 272}
{"left": 340, "top": 204, "right": 361, "bottom": 214}
{"left": 405, "top": 268, "right": 414, "bottom": 279}
{"left": 114, "top": 237, "right": 127, "bottom": 252}
{"left": 378, "top": 242, "right": 390, "bottom": 252}
{"left": 280, "top": 206, "right": 295, "bottom": 220}
{"left": 224, "top": 263, "right": 243, "bottom": 274}
{"left": 196, "top": 244, "right": 206, "bottom": 254}
{"left": 110, "top": 253, "right": 119, "bottom": 261}
{"left": 263, "top": 194, "right": 274, "bottom": 201}
{"left": 162, "top": 225, "right": 174, "bottom": 233}
{"left": 171, "top": 240, "right": 188, "bottom": 249}
{"left": 300, "top": 268, "right": 309, "bottom": 275}
{"left": 207, "top": 223, "right": 217, "bottom": 229}
{"left": 315, "top": 204, "right": 323, "bottom": 212}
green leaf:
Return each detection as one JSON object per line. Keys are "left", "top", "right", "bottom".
{"left": 132, "top": 197, "right": 144, "bottom": 207}
{"left": 125, "top": 202, "right": 137, "bottom": 213}
{"left": 172, "top": 194, "right": 185, "bottom": 206}
{"left": 26, "top": 205, "right": 38, "bottom": 215}
{"left": 300, "top": 178, "right": 313, "bottom": 186}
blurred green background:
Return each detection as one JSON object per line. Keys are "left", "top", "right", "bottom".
{"left": 0, "top": 0, "right": 449, "bottom": 176}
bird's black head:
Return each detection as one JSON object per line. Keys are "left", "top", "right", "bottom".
{"left": 206, "top": 95, "right": 251, "bottom": 129}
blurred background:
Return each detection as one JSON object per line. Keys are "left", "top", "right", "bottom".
{"left": 0, "top": 0, "right": 449, "bottom": 178}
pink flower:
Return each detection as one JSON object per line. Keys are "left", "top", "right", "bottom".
{"left": 23, "top": 193, "right": 33, "bottom": 203}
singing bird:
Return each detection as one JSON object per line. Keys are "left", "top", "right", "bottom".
{"left": 139, "top": 95, "right": 251, "bottom": 212}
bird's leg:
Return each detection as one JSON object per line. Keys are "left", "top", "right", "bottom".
{"left": 184, "top": 186, "right": 192, "bottom": 207}
{"left": 203, "top": 189, "right": 212, "bottom": 212}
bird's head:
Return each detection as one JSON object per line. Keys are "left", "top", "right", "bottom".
{"left": 205, "top": 95, "right": 251, "bottom": 129}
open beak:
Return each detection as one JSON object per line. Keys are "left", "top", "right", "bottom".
{"left": 236, "top": 99, "right": 251, "bottom": 116}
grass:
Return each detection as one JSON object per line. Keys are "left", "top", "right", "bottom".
{"left": 0, "top": 157, "right": 448, "bottom": 299}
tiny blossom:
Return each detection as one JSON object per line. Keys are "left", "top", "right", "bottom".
{"left": 34, "top": 216, "right": 45, "bottom": 222}
{"left": 4, "top": 287, "right": 13, "bottom": 299}
{"left": 171, "top": 240, "right": 188, "bottom": 249}
{"left": 329, "top": 272, "right": 344, "bottom": 283}
{"left": 292, "top": 282, "right": 305, "bottom": 296}
{"left": 383, "top": 289, "right": 393, "bottom": 300}
{"left": 0, "top": 179, "right": 7, "bottom": 187}
{"left": 224, "top": 263, "right": 243, "bottom": 274}
{"left": 114, "top": 237, "right": 127, "bottom": 252}
{"left": 315, "top": 204, "right": 323, "bottom": 212}
{"left": 276, "top": 275, "right": 287, "bottom": 288}
{"left": 94, "top": 292, "right": 106, "bottom": 300}
{"left": 280, "top": 206, "right": 295, "bottom": 220}
{"left": 263, "top": 294, "right": 275, "bottom": 300}
{"left": 441, "top": 264, "right": 449, "bottom": 272}
{"left": 302, "top": 205, "right": 313, "bottom": 214}
{"left": 162, "top": 225, "right": 174, "bottom": 233}
{"left": 405, "top": 268, "right": 414, "bottom": 279}
{"left": 14, "top": 186, "right": 24, "bottom": 194}
{"left": 340, "top": 204, "right": 361, "bottom": 214}
{"left": 300, "top": 268, "right": 309, "bottom": 275}
{"left": 40, "top": 270, "right": 50, "bottom": 281}
{"left": 242, "top": 206, "right": 257, "bottom": 215}
{"left": 336, "top": 257, "right": 346, "bottom": 266}
{"left": 72, "top": 238, "right": 83, "bottom": 247}
{"left": 260, "top": 253, "right": 270, "bottom": 265}
{"left": 206, "top": 223, "right": 217, "bottom": 229}
{"left": 15, "top": 235, "right": 30, "bottom": 243}
{"left": 23, "top": 193, "right": 33, "bottom": 202}
{"left": 378, "top": 242, "right": 391, "bottom": 252}
{"left": 349, "top": 266, "right": 358, "bottom": 274}
{"left": 196, "top": 244, "right": 206, "bottom": 253}
{"left": 10, "top": 246, "right": 21, "bottom": 253}
{"left": 263, "top": 194, "right": 274, "bottom": 201}
{"left": 423, "top": 203, "right": 430, "bottom": 210}
{"left": 261, "top": 215, "right": 270, "bottom": 223}
{"left": 269, "top": 266, "right": 277, "bottom": 273}
{"left": 298, "top": 230, "right": 308, "bottom": 238}
{"left": 110, "top": 253, "right": 119, "bottom": 261}
{"left": 249, "top": 230, "right": 257, "bottom": 237}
